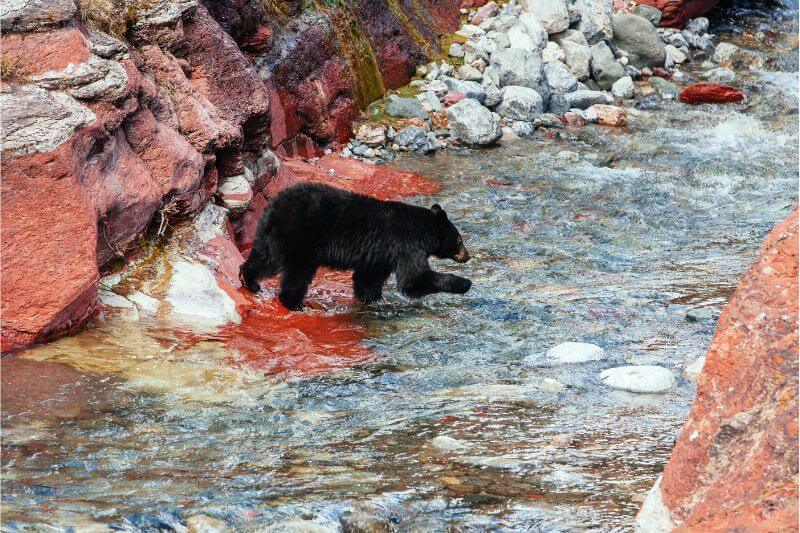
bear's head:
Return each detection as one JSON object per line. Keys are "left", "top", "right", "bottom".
{"left": 430, "top": 204, "right": 470, "bottom": 263}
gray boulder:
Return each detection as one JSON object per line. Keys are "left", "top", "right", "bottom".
{"left": 573, "top": 0, "right": 613, "bottom": 44}
{"left": 490, "top": 48, "right": 548, "bottom": 97}
{"left": 543, "top": 60, "right": 578, "bottom": 94}
{"left": 496, "top": 86, "right": 544, "bottom": 120}
{"left": 632, "top": 4, "right": 662, "bottom": 26}
{"left": 1, "top": 0, "right": 76, "bottom": 32}
{"left": 564, "top": 89, "right": 612, "bottom": 109}
{"left": 386, "top": 95, "right": 428, "bottom": 120}
{"left": 446, "top": 98, "right": 502, "bottom": 146}
{"left": 590, "top": 41, "right": 626, "bottom": 90}
{"left": 394, "top": 126, "right": 441, "bottom": 153}
{"left": 524, "top": 0, "right": 569, "bottom": 34}
{"left": 611, "top": 13, "right": 666, "bottom": 68}
{"left": 441, "top": 77, "right": 487, "bottom": 103}
{"left": 482, "top": 65, "right": 503, "bottom": 107}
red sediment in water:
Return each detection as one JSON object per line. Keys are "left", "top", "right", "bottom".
{"left": 219, "top": 269, "right": 373, "bottom": 379}
{"left": 216, "top": 156, "right": 438, "bottom": 379}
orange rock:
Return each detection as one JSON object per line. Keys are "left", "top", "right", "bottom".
{"left": 587, "top": 104, "right": 628, "bottom": 127}
{"left": 637, "top": 209, "right": 799, "bottom": 531}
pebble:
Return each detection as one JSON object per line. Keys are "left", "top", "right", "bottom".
{"left": 686, "top": 307, "right": 714, "bottom": 321}
{"left": 599, "top": 365, "right": 675, "bottom": 393}
{"left": 432, "top": 435, "right": 468, "bottom": 451}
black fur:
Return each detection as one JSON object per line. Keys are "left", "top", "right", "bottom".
{"left": 239, "top": 182, "right": 472, "bottom": 310}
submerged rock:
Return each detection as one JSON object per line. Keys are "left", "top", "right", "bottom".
{"left": 432, "top": 435, "right": 469, "bottom": 450}
{"left": 599, "top": 366, "right": 675, "bottom": 393}
{"left": 525, "top": 341, "right": 606, "bottom": 365}
{"left": 679, "top": 83, "right": 744, "bottom": 104}
{"left": 446, "top": 98, "right": 502, "bottom": 146}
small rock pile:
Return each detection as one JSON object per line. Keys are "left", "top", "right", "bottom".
{"left": 343, "top": 0, "right": 743, "bottom": 163}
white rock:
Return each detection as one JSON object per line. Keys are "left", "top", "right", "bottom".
{"left": 1, "top": 85, "right": 96, "bottom": 157}
{"left": 98, "top": 289, "right": 134, "bottom": 309}
{"left": 216, "top": 173, "right": 253, "bottom": 213}
{"left": 547, "top": 342, "right": 606, "bottom": 363}
{"left": 458, "top": 63, "right": 484, "bottom": 81}
{"left": 487, "top": 30, "right": 511, "bottom": 49}
{"left": 611, "top": 75, "right": 635, "bottom": 99}
{"left": 524, "top": 0, "right": 569, "bottom": 34}
{"left": 432, "top": 435, "right": 468, "bottom": 451}
{"left": 355, "top": 123, "right": 386, "bottom": 146}
{"left": 537, "top": 377, "right": 566, "bottom": 392}
{"left": 599, "top": 366, "right": 675, "bottom": 393}
{"left": 445, "top": 98, "right": 502, "bottom": 146}
{"left": 664, "top": 44, "right": 687, "bottom": 64}
{"left": 456, "top": 24, "right": 485, "bottom": 38}
{"left": 517, "top": 12, "right": 549, "bottom": 51}
{"left": 542, "top": 41, "right": 566, "bottom": 63}
{"left": 559, "top": 40, "right": 592, "bottom": 80}
{"left": 496, "top": 85, "right": 543, "bottom": 120}
{"left": 449, "top": 42, "right": 465, "bottom": 58}
{"left": 634, "top": 476, "right": 676, "bottom": 532}
{"left": 507, "top": 24, "right": 539, "bottom": 51}
{"left": 684, "top": 356, "right": 706, "bottom": 379}
{"left": 165, "top": 261, "right": 240, "bottom": 328}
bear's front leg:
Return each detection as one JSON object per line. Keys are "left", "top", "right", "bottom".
{"left": 398, "top": 269, "right": 472, "bottom": 298}
{"left": 278, "top": 266, "right": 317, "bottom": 310}
{"left": 353, "top": 270, "right": 390, "bottom": 303}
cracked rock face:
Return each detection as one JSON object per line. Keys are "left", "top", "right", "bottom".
{"left": 0, "top": 86, "right": 96, "bottom": 157}
{"left": 636, "top": 210, "right": 799, "bottom": 531}
{"left": 0, "top": 0, "right": 76, "bottom": 32}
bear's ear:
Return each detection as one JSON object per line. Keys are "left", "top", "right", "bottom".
{"left": 431, "top": 204, "right": 448, "bottom": 220}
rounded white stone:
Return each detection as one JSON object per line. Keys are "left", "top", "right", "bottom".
{"left": 599, "top": 365, "right": 675, "bottom": 393}
{"left": 546, "top": 342, "right": 606, "bottom": 363}
{"left": 684, "top": 356, "right": 706, "bottom": 379}
{"left": 432, "top": 435, "right": 468, "bottom": 451}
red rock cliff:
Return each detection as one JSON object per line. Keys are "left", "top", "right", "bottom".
{"left": 636, "top": 209, "right": 799, "bottom": 531}
{"left": 0, "top": 0, "right": 460, "bottom": 351}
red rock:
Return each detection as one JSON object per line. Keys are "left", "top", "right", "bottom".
{"left": 1, "top": 27, "right": 92, "bottom": 76}
{"left": 679, "top": 83, "right": 745, "bottom": 104}
{"left": 635, "top": 0, "right": 719, "bottom": 27}
{"left": 471, "top": 1, "right": 499, "bottom": 25}
{"left": 442, "top": 91, "right": 466, "bottom": 106}
{"left": 637, "top": 210, "right": 799, "bottom": 531}
{"left": 1, "top": 142, "right": 100, "bottom": 352}
{"left": 651, "top": 67, "right": 671, "bottom": 79}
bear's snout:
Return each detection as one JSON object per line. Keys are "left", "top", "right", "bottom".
{"left": 454, "top": 246, "right": 470, "bottom": 263}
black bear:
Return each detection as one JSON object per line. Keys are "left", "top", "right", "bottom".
{"left": 239, "top": 182, "right": 472, "bottom": 310}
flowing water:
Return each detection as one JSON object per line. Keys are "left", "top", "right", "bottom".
{"left": 2, "top": 8, "right": 797, "bottom": 533}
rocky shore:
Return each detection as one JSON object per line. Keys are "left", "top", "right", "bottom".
{"left": 339, "top": 0, "right": 749, "bottom": 163}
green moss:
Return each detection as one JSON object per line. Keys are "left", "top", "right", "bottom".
{"left": 318, "top": 2, "right": 385, "bottom": 109}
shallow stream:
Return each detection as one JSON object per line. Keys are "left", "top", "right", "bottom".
{"left": 2, "top": 8, "right": 798, "bottom": 532}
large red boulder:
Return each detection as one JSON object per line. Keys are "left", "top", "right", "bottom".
{"left": 635, "top": 0, "right": 719, "bottom": 27}
{"left": 679, "top": 83, "right": 745, "bottom": 104}
{"left": 636, "top": 210, "right": 799, "bottom": 531}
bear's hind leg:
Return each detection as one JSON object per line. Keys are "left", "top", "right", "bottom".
{"left": 353, "top": 270, "right": 390, "bottom": 303}
{"left": 278, "top": 265, "right": 317, "bottom": 310}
